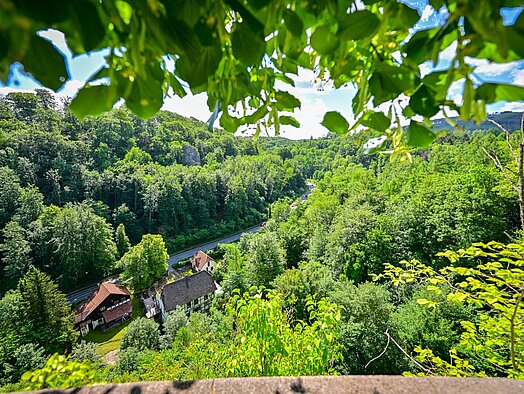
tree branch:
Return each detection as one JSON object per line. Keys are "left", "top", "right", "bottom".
{"left": 482, "top": 147, "right": 518, "bottom": 192}
{"left": 366, "top": 330, "right": 433, "bottom": 374}
{"left": 365, "top": 329, "right": 391, "bottom": 369}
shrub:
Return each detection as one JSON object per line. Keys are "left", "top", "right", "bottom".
{"left": 70, "top": 341, "right": 101, "bottom": 364}
{"left": 121, "top": 318, "right": 160, "bottom": 351}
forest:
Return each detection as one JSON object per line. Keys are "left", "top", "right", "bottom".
{"left": 0, "top": 90, "right": 306, "bottom": 292}
{"left": 1, "top": 92, "right": 523, "bottom": 390}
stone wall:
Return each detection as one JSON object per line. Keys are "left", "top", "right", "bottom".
{"left": 17, "top": 376, "right": 524, "bottom": 394}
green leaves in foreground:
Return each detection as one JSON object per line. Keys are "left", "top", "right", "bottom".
{"left": 23, "top": 36, "right": 68, "bottom": 91}
{"left": 69, "top": 85, "right": 117, "bottom": 119}
{"left": 4, "top": 0, "right": 524, "bottom": 152}
{"left": 321, "top": 111, "right": 349, "bottom": 134}
{"left": 311, "top": 26, "right": 339, "bottom": 55}
{"left": 406, "top": 122, "right": 437, "bottom": 148}
{"left": 338, "top": 10, "right": 380, "bottom": 41}
{"left": 375, "top": 241, "right": 524, "bottom": 378}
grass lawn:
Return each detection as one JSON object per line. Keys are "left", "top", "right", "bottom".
{"left": 84, "top": 295, "right": 144, "bottom": 356}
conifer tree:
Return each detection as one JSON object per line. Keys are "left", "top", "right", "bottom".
{"left": 0, "top": 221, "right": 31, "bottom": 281}
{"left": 17, "top": 266, "right": 76, "bottom": 353}
{"left": 116, "top": 223, "right": 131, "bottom": 259}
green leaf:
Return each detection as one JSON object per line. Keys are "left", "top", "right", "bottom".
{"left": 406, "top": 121, "right": 437, "bottom": 148}
{"left": 274, "top": 91, "right": 301, "bottom": 110}
{"left": 176, "top": 46, "right": 221, "bottom": 89}
{"left": 126, "top": 78, "right": 163, "bottom": 119}
{"left": 24, "top": 35, "right": 68, "bottom": 91}
{"left": 115, "top": 0, "right": 133, "bottom": 24}
{"left": 390, "top": 3, "right": 419, "bottom": 28}
{"left": 125, "top": 60, "right": 164, "bottom": 119}
{"left": 310, "top": 26, "right": 339, "bottom": 55}
{"left": 247, "top": 0, "right": 272, "bottom": 10}
{"left": 475, "top": 83, "right": 524, "bottom": 103}
{"left": 369, "top": 64, "right": 415, "bottom": 105}
{"left": 321, "top": 111, "right": 349, "bottom": 134}
{"left": 279, "top": 115, "right": 300, "bottom": 127}
{"left": 411, "top": 85, "right": 440, "bottom": 118}
{"left": 460, "top": 78, "right": 474, "bottom": 120}
{"left": 283, "top": 9, "right": 303, "bottom": 37}
{"left": 220, "top": 111, "right": 241, "bottom": 133}
{"left": 338, "top": 10, "right": 381, "bottom": 41}
{"left": 232, "top": 23, "right": 265, "bottom": 65}
{"left": 70, "top": 85, "right": 118, "bottom": 118}
{"left": 404, "top": 29, "right": 434, "bottom": 64}
{"left": 168, "top": 0, "right": 202, "bottom": 27}
{"left": 361, "top": 111, "right": 391, "bottom": 132}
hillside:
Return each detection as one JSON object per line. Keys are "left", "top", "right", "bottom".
{"left": 433, "top": 111, "right": 522, "bottom": 132}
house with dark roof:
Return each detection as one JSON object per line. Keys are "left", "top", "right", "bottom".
{"left": 190, "top": 250, "right": 216, "bottom": 273}
{"left": 157, "top": 271, "right": 217, "bottom": 321}
{"left": 74, "top": 282, "right": 132, "bottom": 336}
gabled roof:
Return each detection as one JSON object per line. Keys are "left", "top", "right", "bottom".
{"left": 161, "top": 271, "right": 216, "bottom": 312}
{"left": 191, "top": 250, "right": 214, "bottom": 271}
{"left": 102, "top": 300, "right": 132, "bottom": 323}
{"left": 74, "top": 282, "right": 130, "bottom": 323}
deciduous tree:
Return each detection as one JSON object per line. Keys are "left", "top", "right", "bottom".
{"left": 118, "top": 234, "right": 168, "bottom": 291}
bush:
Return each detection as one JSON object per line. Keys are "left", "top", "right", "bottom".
{"left": 21, "top": 354, "right": 98, "bottom": 390}
{"left": 70, "top": 341, "right": 101, "bottom": 364}
{"left": 116, "top": 347, "right": 141, "bottom": 374}
{"left": 121, "top": 318, "right": 160, "bottom": 351}
{"left": 3, "top": 343, "right": 47, "bottom": 383}
{"left": 162, "top": 307, "right": 187, "bottom": 349}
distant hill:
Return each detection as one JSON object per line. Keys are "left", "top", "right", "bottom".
{"left": 432, "top": 111, "right": 523, "bottom": 131}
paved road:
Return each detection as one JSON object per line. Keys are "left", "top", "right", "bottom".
{"left": 67, "top": 183, "right": 315, "bottom": 302}
{"left": 167, "top": 225, "right": 262, "bottom": 268}
{"left": 167, "top": 182, "right": 315, "bottom": 268}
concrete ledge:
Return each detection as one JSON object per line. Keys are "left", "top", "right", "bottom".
{"left": 18, "top": 376, "right": 524, "bottom": 394}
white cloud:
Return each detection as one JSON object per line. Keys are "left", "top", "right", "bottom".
{"left": 420, "top": 5, "right": 434, "bottom": 22}
{"left": 468, "top": 58, "right": 521, "bottom": 77}
{"left": 498, "top": 102, "right": 524, "bottom": 112}
{"left": 439, "top": 41, "right": 457, "bottom": 62}
{"left": 161, "top": 91, "right": 211, "bottom": 121}
{"left": 57, "top": 80, "right": 85, "bottom": 98}
{"left": 513, "top": 69, "right": 524, "bottom": 86}
{"left": 280, "top": 97, "right": 331, "bottom": 139}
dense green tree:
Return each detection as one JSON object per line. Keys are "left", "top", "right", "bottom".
{"left": 115, "top": 223, "right": 131, "bottom": 259}
{"left": 0, "top": 166, "right": 21, "bottom": 227}
{"left": 392, "top": 288, "right": 475, "bottom": 367}
{"left": 30, "top": 203, "right": 118, "bottom": 289}
{"left": 241, "top": 232, "right": 286, "bottom": 288}
{"left": 0, "top": 290, "right": 27, "bottom": 384}
{"left": 274, "top": 261, "right": 335, "bottom": 321}
{"left": 17, "top": 266, "right": 77, "bottom": 353}
{"left": 13, "top": 185, "right": 44, "bottom": 228}
{"left": 329, "top": 281, "right": 405, "bottom": 375}
{"left": 116, "top": 347, "right": 142, "bottom": 374}
{"left": 0, "top": 221, "right": 31, "bottom": 281}
{"left": 118, "top": 234, "right": 168, "bottom": 291}
{"left": 70, "top": 341, "right": 102, "bottom": 364}
{"left": 162, "top": 307, "right": 187, "bottom": 349}
{"left": 2, "top": 343, "right": 47, "bottom": 384}
{"left": 121, "top": 318, "right": 160, "bottom": 351}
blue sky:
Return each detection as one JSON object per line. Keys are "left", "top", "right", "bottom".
{"left": 1, "top": 1, "right": 523, "bottom": 139}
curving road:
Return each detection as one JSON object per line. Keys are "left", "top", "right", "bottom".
{"left": 167, "top": 225, "right": 261, "bottom": 269}
{"left": 167, "top": 182, "right": 315, "bottom": 268}
{"left": 67, "top": 183, "right": 315, "bottom": 303}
